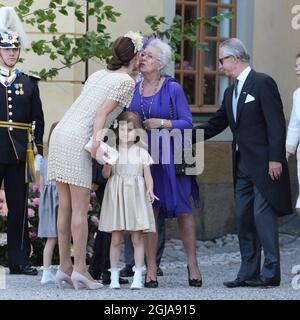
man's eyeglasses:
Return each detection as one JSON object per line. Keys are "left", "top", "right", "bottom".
{"left": 219, "top": 55, "right": 233, "bottom": 65}
{"left": 139, "top": 51, "right": 160, "bottom": 62}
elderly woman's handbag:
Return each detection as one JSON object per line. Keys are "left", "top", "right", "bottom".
{"left": 169, "top": 97, "right": 196, "bottom": 176}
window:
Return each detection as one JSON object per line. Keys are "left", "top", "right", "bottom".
{"left": 175, "top": 0, "right": 236, "bottom": 114}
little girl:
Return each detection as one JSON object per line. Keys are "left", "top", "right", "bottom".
{"left": 98, "top": 112, "right": 157, "bottom": 289}
{"left": 38, "top": 122, "right": 59, "bottom": 284}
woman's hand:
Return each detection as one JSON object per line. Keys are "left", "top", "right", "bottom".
{"left": 146, "top": 189, "right": 159, "bottom": 203}
{"left": 143, "top": 118, "right": 162, "bottom": 130}
{"left": 95, "top": 144, "right": 106, "bottom": 163}
{"left": 91, "top": 140, "right": 100, "bottom": 159}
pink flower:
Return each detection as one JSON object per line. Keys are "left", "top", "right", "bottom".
{"left": 28, "top": 208, "right": 35, "bottom": 218}
{"left": 91, "top": 192, "right": 96, "bottom": 198}
{"left": 90, "top": 215, "right": 99, "bottom": 226}
{"left": 31, "top": 198, "right": 40, "bottom": 206}
{"left": 31, "top": 184, "right": 40, "bottom": 193}
{"left": 29, "top": 231, "right": 37, "bottom": 241}
{"left": 0, "top": 190, "right": 5, "bottom": 201}
{"left": 0, "top": 203, "right": 8, "bottom": 217}
{"left": 88, "top": 204, "right": 93, "bottom": 211}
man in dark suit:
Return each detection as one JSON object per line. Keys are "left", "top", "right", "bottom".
{"left": 0, "top": 7, "right": 44, "bottom": 275}
{"left": 193, "top": 38, "right": 292, "bottom": 288}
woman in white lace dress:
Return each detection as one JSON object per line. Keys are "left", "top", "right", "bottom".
{"left": 47, "top": 33, "right": 143, "bottom": 289}
{"left": 286, "top": 52, "right": 300, "bottom": 218}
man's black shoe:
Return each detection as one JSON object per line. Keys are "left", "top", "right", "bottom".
{"left": 245, "top": 278, "right": 280, "bottom": 288}
{"left": 223, "top": 279, "right": 248, "bottom": 288}
{"left": 9, "top": 265, "right": 38, "bottom": 276}
{"left": 120, "top": 264, "right": 134, "bottom": 277}
{"left": 119, "top": 277, "right": 129, "bottom": 285}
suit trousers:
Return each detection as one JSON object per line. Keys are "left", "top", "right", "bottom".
{"left": 235, "top": 153, "right": 281, "bottom": 282}
{"left": 0, "top": 162, "right": 31, "bottom": 267}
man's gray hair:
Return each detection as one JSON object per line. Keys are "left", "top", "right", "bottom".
{"left": 220, "top": 38, "right": 250, "bottom": 63}
{"left": 147, "top": 38, "right": 172, "bottom": 75}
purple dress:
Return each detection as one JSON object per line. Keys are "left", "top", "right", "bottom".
{"left": 129, "top": 77, "right": 200, "bottom": 219}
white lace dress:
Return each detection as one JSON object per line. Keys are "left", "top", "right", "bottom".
{"left": 47, "top": 70, "right": 135, "bottom": 189}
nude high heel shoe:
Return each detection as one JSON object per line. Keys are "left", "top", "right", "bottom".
{"left": 71, "top": 271, "right": 103, "bottom": 290}
{"left": 55, "top": 269, "right": 74, "bottom": 289}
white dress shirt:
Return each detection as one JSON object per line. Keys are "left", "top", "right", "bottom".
{"left": 232, "top": 66, "right": 252, "bottom": 122}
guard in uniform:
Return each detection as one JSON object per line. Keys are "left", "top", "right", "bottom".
{"left": 0, "top": 7, "right": 44, "bottom": 275}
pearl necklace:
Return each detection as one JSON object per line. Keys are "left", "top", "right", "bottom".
{"left": 140, "top": 77, "right": 161, "bottom": 120}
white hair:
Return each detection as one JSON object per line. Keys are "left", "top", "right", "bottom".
{"left": 220, "top": 38, "right": 250, "bottom": 63}
{"left": 147, "top": 38, "right": 172, "bottom": 75}
{"left": 0, "top": 7, "right": 29, "bottom": 50}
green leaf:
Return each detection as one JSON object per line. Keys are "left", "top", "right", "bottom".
{"left": 37, "top": 24, "right": 46, "bottom": 33}
{"left": 59, "top": 7, "right": 68, "bottom": 16}
{"left": 88, "top": 8, "right": 95, "bottom": 15}
{"left": 75, "top": 9, "right": 85, "bottom": 23}
{"left": 48, "top": 23, "right": 58, "bottom": 33}
{"left": 67, "top": 0, "right": 76, "bottom": 7}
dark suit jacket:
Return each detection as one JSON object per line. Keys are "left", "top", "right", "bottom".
{"left": 193, "top": 69, "right": 292, "bottom": 216}
{"left": 0, "top": 73, "right": 44, "bottom": 164}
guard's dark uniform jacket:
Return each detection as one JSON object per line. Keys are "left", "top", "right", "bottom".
{"left": 0, "top": 69, "right": 44, "bottom": 269}
{"left": 0, "top": 72, "right": 44, "bottom": 163}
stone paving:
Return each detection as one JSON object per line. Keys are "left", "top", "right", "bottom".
{"left": 0, "top": 232, "right": 300, "bottom": 300}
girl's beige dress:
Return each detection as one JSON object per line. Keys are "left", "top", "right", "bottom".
{"left": 47, "top": 70, "right": 135, "bottom": 189}
{"left": 99, "top": 144, "right": 156, "bottom": 233}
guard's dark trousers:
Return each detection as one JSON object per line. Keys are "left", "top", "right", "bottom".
{"left": 0, "top": 162, "right": 31, "bottom": 267}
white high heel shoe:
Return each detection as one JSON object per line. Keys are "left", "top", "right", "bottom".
{"left": 55, "top": 269, "right": 73, "bottom": 289}
{"left": 71, "top": 271, "right": 103, "bottom": 290}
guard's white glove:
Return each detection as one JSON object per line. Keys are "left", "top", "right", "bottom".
{"left": 34, "top": 154, "right": 43, "bottom": 172}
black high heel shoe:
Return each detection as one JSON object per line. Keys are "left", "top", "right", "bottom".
{"left": 144, "top": 274, "right": 158, "bottom": 288}
{"left": 187, "top": 265, "right": 202, "bottom": 287}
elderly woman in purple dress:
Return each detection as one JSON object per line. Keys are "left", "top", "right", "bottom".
{"left": 130, "top": 38, "right": 202, "bottom": 288}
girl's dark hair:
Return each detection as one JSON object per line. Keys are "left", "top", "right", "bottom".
{"left": 115, "top": 111, "right": 142, "bottom": 146}
{"left": 297, "top": 53, "right": 300, "bottom": 59}
{"left": 107, "top": 36, "right": 136, "bottom": 71}
{"left": 48, "top": 121, "right": 59, "bottom": 146}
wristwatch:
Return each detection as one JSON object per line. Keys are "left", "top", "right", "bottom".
{"left": 160, "top": 119, "right": 165, "bottom": 128}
